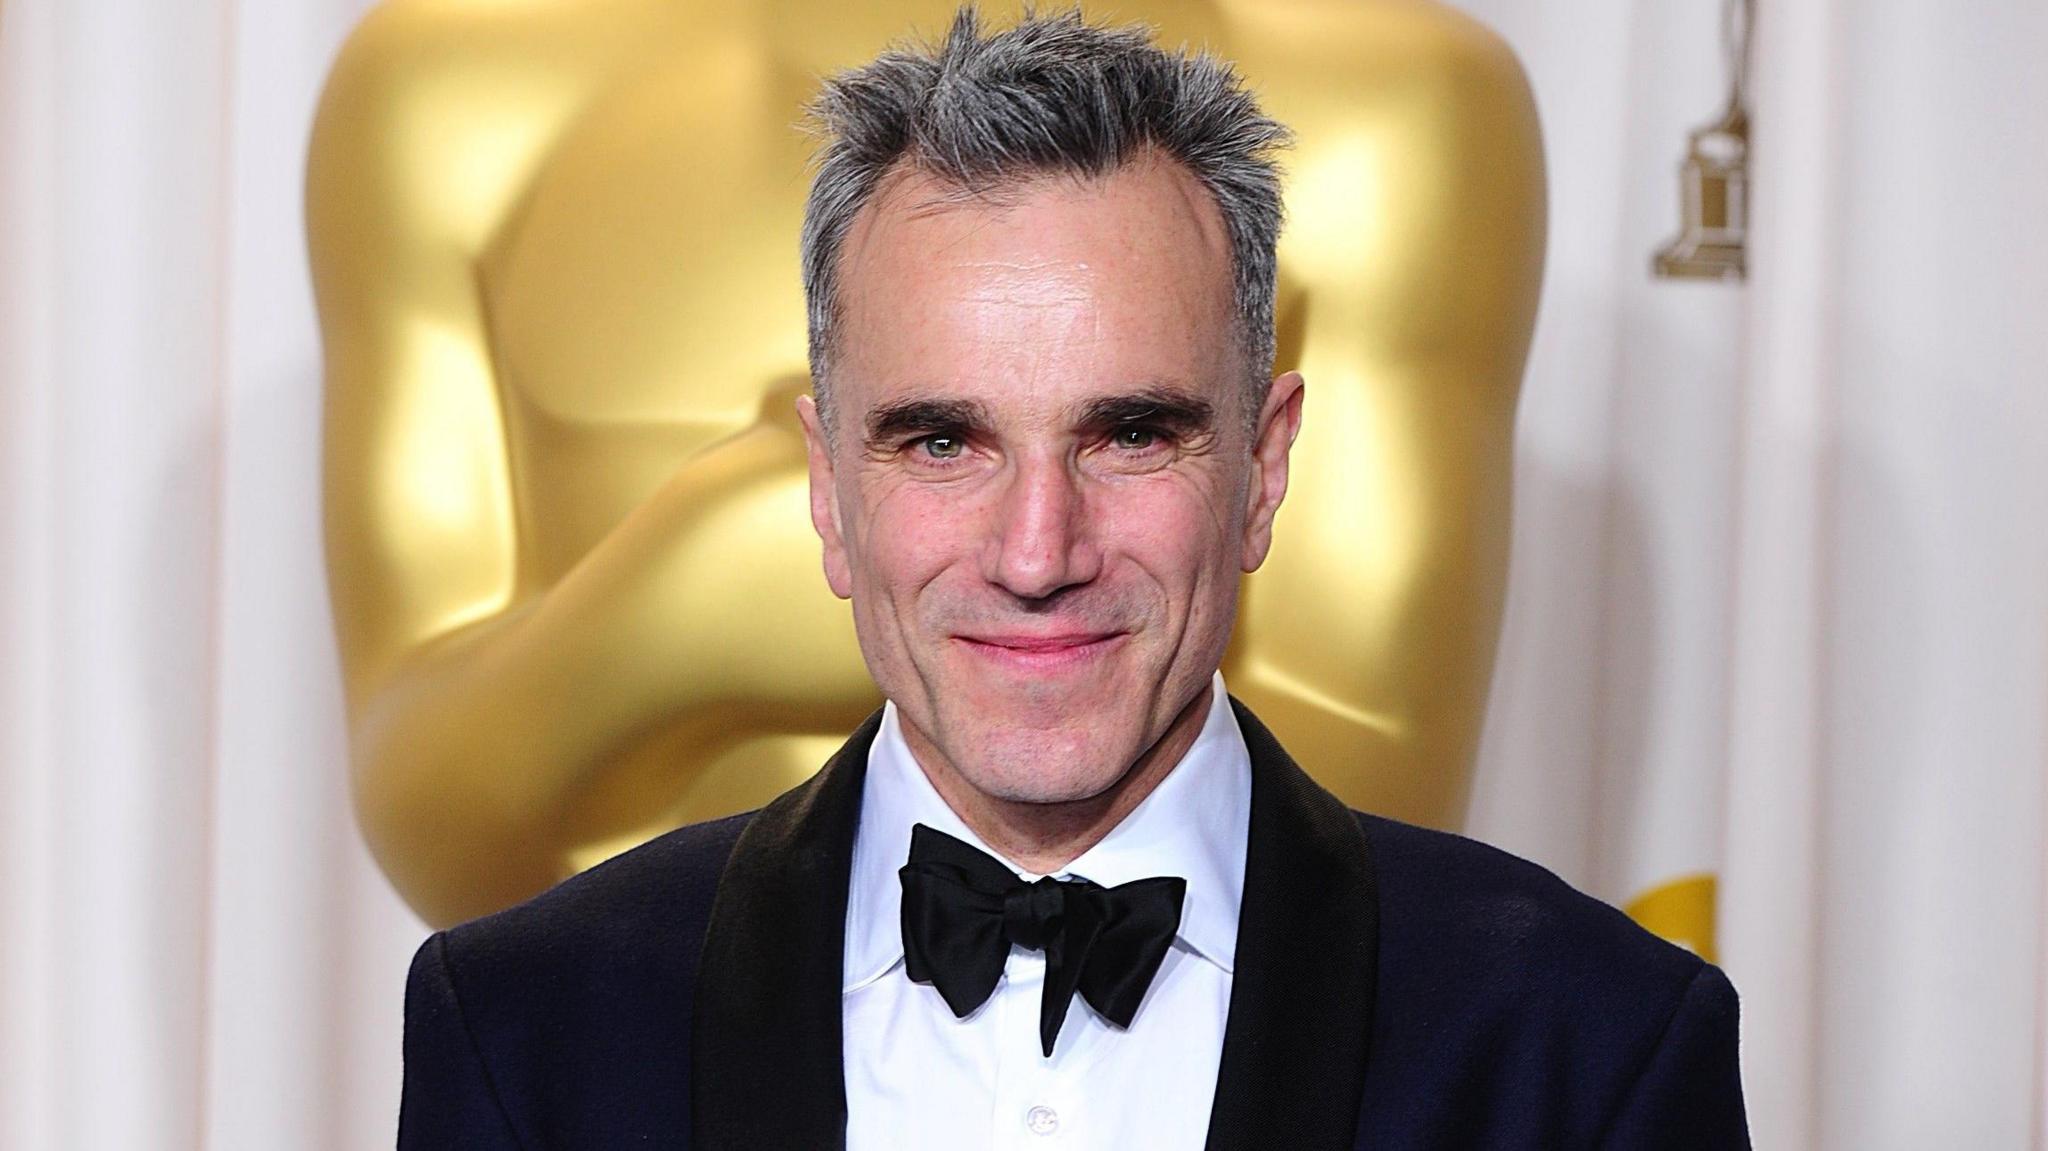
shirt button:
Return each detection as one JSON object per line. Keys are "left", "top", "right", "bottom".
{"left": 1024, "top": 1105, "right": 1060, "bottom": 1136}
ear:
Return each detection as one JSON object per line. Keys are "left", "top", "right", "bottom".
{"left": 796, "top": 393, "right": 854, "bottom": 599}
{"left": 1241, "top": 371, "right": 1305, "bottom": 573}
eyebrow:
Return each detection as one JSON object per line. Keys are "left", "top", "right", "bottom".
{"left": 864, "top": 397, "right": 996, "bottom": 445}
{"left": 860, "top": 384, "right": 1218, "bottom": 446}
{"left": 1073, "top": 386, "right": 1216, "bottom": 434}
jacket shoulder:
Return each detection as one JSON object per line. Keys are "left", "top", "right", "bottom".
{"left": 441, "top": 810, "right": 753, "bottom": 964}
{"left": 1360, "top": 812, "right": 1707, "bottom": 987}
{"left": 402, "top": 812, "right": 753, "bottom": 1142}
{"left": 1356, "top": 813, "right": 1746, "bottom": 1147}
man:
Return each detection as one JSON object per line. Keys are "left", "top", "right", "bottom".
{"left": 398, "top": 9, "right": 1748, "bottom": 1148}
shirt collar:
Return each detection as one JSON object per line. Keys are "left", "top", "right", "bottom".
{"left": 842, "top": 671, "right": 1251, "bottom": 993}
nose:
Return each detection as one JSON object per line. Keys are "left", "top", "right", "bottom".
{"left": 984, "top": 452, "right": 1101, "bottom": 600}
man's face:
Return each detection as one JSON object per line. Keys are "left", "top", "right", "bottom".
{"left": 798, "top": 155, "right": 1302, "bottom": 806}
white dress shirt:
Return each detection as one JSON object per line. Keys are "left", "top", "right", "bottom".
{"left": 842, "top": 672, "right": 1251, "bottom": 1151}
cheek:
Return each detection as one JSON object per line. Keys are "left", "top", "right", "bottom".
{"left": 1097, "top": 479, "right": 1241, "bottom": 600}
{"left": 847, "top": 480, "right": 983, "bottom": 602}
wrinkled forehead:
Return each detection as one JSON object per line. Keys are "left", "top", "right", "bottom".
{"left": 830, "top": 156, "right": 1238, "bottom": 429}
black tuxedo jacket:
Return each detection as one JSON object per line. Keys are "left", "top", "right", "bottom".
{"left": 399, "top": 702, "right": 1749, "bottom": 1148}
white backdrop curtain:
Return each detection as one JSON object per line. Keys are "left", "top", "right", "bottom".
{"left": 1, "top": 2, "right": 2042, "bottom": 1148}
{"left": 1, "top": 2, "right": 415, "bottom": 1147}
{"left": 1460, "top": 2, "right": 2048, "bottom": 1147}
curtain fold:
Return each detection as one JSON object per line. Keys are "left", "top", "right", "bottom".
{"left": 1, "top": 3, "right": 418, "bottom": 1149}
{"left": 1466, "top": 1, "right": 2048, "bottom": 1147}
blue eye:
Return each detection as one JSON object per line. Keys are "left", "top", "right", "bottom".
{"left": 920, "top": 435, "right": 964, "bottom": 459}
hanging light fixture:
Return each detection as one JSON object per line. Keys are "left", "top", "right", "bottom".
{"left": 1654, "top": 0, "right": 1754, "bottom": 281}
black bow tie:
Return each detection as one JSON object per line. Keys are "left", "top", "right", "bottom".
{"left": 897, "top": 822, "right": 1187, "bottom": 1057}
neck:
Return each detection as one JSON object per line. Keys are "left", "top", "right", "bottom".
{"left": 903, "top": 682, "right": 1214, "bottom": 875}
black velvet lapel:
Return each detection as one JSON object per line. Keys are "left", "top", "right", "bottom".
{"left": 689, "top": 700, "right": 1377, "bottom": 1149}
{"left": 690, "top": 710, "right": 881, "bottom": 1151}
{"left": 1205, "top": 699, "right": 1381, "bottom": 1150}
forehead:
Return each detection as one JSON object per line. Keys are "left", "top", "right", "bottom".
{"left": 832, "top": 155, "right": 1237, "bottom": 420}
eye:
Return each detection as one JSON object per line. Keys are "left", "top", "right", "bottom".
{"left": 1111, "top": 425, "right": 1162, "bottom": 451}
{"left": 918, "top": 434, "right": 964, "bottom": 460}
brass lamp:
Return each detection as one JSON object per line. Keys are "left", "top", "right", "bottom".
{"left": 1655, "top": 0, "right": 1753, "bottom": 281}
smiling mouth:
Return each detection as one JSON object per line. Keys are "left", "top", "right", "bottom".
{"left": 953, "top": 631, "right": 1127, "bottom": 672}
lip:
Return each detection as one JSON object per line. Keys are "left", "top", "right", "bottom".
{"left": 953, "top": 631, "right": 1127, "bottom": 673}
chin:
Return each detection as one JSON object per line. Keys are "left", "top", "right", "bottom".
{"left": 948, "top": 709, "right": 1145, "bottom": 806}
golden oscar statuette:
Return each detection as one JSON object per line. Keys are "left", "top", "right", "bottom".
{"left": 307, "top": 0, "right": 1547, "bottom": 927}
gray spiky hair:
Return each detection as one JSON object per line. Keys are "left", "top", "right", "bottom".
{"left": 799, "top": 5, "right": 1292, "bottom": 432}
